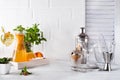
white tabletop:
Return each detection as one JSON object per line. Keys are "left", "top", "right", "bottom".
{"left": 0, "top": 59, "right": 120, "bottom": 80}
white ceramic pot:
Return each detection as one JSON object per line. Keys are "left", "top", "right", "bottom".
{"left": 0, "top": 63, "right": 11, "bottom": 74}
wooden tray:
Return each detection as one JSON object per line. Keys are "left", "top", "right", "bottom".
{"left": 10, "top": 58, "right": 49, "bottom": 69}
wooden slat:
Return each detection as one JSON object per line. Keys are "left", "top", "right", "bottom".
{"left": 86, "top": 23, "right": 114, "bottom": 27}
{"left": 86, "top": 27, "right": 114, "bottom": 32}
{"left": 86, "top": 0, "right": 114, "bottom": 2}
{"left": 86, "top": 19, "right": 114, "bottom": 23}
{"left": 86, "top": 6, "right": 114, "bottom": 9}
{"left": 86, "top": 2, "right": 115, "bottom": 6}
{"left": 86, "top": 14, "right": 114, "bottom": 19}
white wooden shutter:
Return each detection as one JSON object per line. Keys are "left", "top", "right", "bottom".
{"left": 86, "top": 0, "right": 115, "bottom": 43}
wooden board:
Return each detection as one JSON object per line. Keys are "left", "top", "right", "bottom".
{"left": 10, "top": 58, "right": 49, "bottom": 69}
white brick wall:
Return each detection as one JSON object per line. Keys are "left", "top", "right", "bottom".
{"left": 0, "top": 0, "right": 29, "bottom": 8}
{"left": 30, "top": 0, "right": 49, "bottom": 8}
{"left": 50, "top": 0, "right": 84, "bottom": 8}
{"left": 0, "top": 0, "right": 85, "bottom": 60}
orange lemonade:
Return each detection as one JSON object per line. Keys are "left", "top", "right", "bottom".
{"left": 13, "top": 33, "right": 28, "bottom": 62}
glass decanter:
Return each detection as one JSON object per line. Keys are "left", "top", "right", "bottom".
{"left": 12, "top": 32, "right": 28, "bottom": 62}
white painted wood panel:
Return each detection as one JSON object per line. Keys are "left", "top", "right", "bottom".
{"left": 86, "top": 0, "right": 115, "bottom": 42}
{"left": 114, "top": 0, "right": 120, "bottom": 64}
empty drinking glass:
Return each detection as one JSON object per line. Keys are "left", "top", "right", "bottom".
{"left": 93, "top": 34, "right": 115, "bottom": 71}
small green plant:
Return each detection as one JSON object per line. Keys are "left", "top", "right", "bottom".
{"left": 20, "top": 66, "right": 32, "bottom": 76}
{"left": 13, "top": 25, "right": 25, "bottom": 33}
{"left": 14, "top": 23, "right": 47, "bottom": 52}
{"left": 0, "top": 57, "right": 11, "bottom": 64}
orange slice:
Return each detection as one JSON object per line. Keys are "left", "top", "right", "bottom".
{"left": 34, "top": 52, "right": 43, "bottom": 58}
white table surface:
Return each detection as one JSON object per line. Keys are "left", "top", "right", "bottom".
{"left": 0, "top": 59, "right": 120, "bottom": 80}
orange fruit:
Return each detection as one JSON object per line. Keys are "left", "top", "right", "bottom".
{"left": 35, "top": 52, "right": 43, "bottom": 58}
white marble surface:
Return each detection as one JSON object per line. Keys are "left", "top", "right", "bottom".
{"left": 0, "top": 59, "right": 120, "bottom": 80}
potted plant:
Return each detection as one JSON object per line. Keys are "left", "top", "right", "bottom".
{"left": 0, "top": 57, "right": 11, "bottom": 74}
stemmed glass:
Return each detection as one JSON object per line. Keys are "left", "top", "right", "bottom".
{"left": 94, "top": 34, "right": 115, "bottom": 71}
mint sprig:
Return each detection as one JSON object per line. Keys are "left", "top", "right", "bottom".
{"left": 20, "top": 66, "right": 32, "bottom": 76}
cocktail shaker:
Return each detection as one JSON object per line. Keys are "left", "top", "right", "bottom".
{"left": 78, "top": 27, "right": 89, "bottom": 64}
